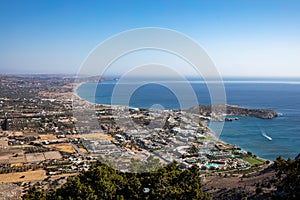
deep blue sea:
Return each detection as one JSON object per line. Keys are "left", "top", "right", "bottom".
{"left": 77, "top": 80, "right": 300, "bottom": 160}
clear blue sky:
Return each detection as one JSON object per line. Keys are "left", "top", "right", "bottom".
{"left": 0, "top": 0, "right": 299, "bottom": 77}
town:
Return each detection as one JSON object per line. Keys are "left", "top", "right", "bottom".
{"left": 0, "top": 75, "right": 270, "bottom": 198}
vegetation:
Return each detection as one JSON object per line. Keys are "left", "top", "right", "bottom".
{"left": 273, "top": 155, "right": 300, "bottom": 199}
{"left": 242, "top": 157, "right": 264, "bottom": 166}
{"left": 23, "top": 161, "right": 209, "bottom": 200}
{"left": 20, "top": 153, "right": 300, "bottom": 200}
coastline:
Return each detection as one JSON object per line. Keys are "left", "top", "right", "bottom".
{"left": 72, "top": 81, "right": 85, "bottom": 100}
{"left": 74, "top": 81, "right": 271, "bottom": 164}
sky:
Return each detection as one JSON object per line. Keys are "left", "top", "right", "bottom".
{"left": 0, "top": 0, "right": 300, "bottom": 77}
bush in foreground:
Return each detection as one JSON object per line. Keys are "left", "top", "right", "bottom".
{"left": 23, "top": 161, "right": 209, "bottom": 200}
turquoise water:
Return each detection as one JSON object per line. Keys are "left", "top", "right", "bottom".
{"left": 77, "top": 80, "right": 300, "bottom": 160}
{"left": 205, "top": 163, "right": 219, "bottom": 168}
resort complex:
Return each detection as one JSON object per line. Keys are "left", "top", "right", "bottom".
{"left": 0, "top": 75, "right": 274, "bottom": 198}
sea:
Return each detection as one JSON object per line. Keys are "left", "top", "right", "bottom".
{"left": 77, "top": 78, "right": 300, "bottom": 161}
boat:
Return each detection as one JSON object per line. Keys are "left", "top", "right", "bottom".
{"left": 262, "top": 131, "right": 272, "bottom": 141}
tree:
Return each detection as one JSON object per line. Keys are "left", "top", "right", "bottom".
{"left": 274, "top": 156, "right": 300, "bottom": 199}
{"left": 23, "top": 187, "right": 46, "bottom": 200}
{"left": 23, "top": 161, "right": 209, "bottom": 200}
{"left": 56, "top": 176, "right": 97, "bottom": 200}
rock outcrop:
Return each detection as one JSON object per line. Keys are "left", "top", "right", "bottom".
{"left": 187, "top": 104, "right": 278, "bottom": 119}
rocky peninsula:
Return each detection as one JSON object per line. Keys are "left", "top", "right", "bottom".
{"left": 188, "top": 104, "right": 278, "bottom": 119}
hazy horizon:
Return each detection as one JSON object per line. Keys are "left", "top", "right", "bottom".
{"left": 2, "top": 73, "right": 300, "bottom": 80}
{"left": 1, "top": 0, "right": 299, "bottom": 77}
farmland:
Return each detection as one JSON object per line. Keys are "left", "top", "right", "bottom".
{"left": 0, "top": 169, "right": 47, "bottom": 183}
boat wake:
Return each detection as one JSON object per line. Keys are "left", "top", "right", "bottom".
{"left": 262, "top": 131, "right": 272, "bottom": 141}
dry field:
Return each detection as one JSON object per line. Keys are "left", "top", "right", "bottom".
{"left": 25, "top": 153, "right": 45, "bottom": 162}
{"left": 0, "top": 169, "right": 47, "bottom": 183}
{"left": 0, "top": 150, "right": 62, "bottom": 164}
{"left": 25, "top": 151, "right": 62, "bottom": 162}
{"left": 50, "top": 172, "right": 78, "bottom": 180}
{"left": 68, "top": 133, "right": 114, "bottom": 141}
{"left": 0, "top": 137, "right": 8, "bottom": 149}
{"left": 7, "top": 156, "right": 25, "bottom": 164}
{"left": 49, "top": 143, "right": 75, "bottom": 153}
{"left": 39, "top": 134, "right": 57, "bottom": 140}
{"left": 78, "top": 148, "right": 87, "bottom": 154}
{"left": 10, "top": 163, "right": 23, "bottom": 167}
{"left": 7, "top": 131, "right": 23, "bottom": 137}
{"left": 44, "top": 151, "right": 62, "bottom": 160}
{"left": 39, "top": 91, "right": 72, "bottom": 100}
{"left": 0, "top": 149, "right": 25, "bottom": 164}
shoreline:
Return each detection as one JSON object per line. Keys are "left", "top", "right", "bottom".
{"left": 73, "top": 81, "right": 271, "bottom": 163}
{"left": 72, "top": 81, "right": 85, "bottom": 100}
